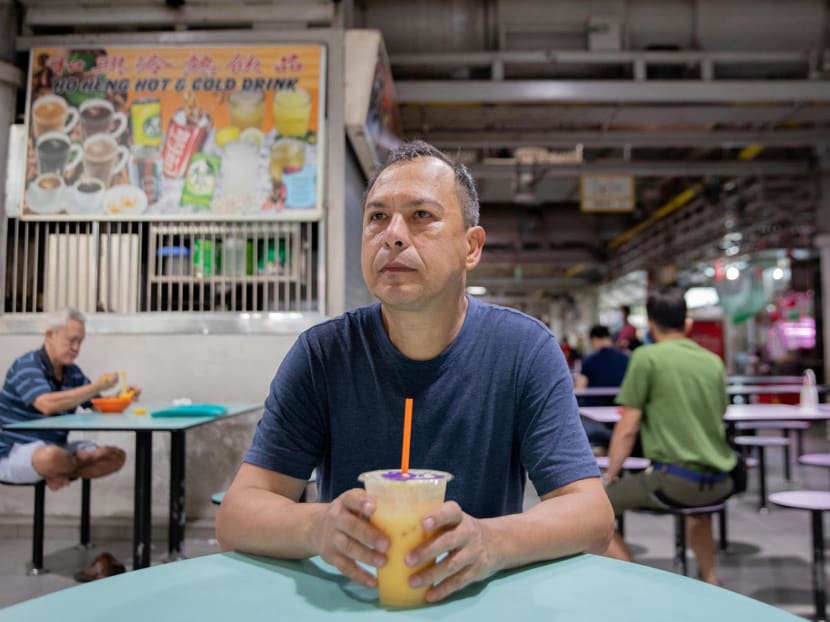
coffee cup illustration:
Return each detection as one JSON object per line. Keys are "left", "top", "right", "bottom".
{"left": 35, "top": 131, "right": 78, "bottom": 176}
{"left": 69, "top": 178, "right": 106, "bottom": 214}
{"left": 31, "top": 95, "right": 79, "bottom": 138}
{"left": 26, "top": 172, "right": 66, "bottom": 213}
{"left": 77, "top": 134, "right": 129, "bottom": 187}
{"left": 79, "top": 98, "right": 127, "bottom": 140}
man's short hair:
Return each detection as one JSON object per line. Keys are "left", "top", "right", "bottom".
{"left": 46, "top": 307, "right": 86, "bottom": 332}
{"left": 589, "top": 325, "right": 611, "bottom": 340}
{"left": 620, "top": 305, "right": 631, "bottom": 316}
{"left": 646, "top": 288, "right": 687, "bottom": 332}
{"left": 363, "top": 140, "right": 480, "bottom": 228}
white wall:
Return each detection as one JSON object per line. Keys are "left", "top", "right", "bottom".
{"left": 0, "top": 332, "right": 299, "bottom": 522}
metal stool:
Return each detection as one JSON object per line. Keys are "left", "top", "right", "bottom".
{"left": 734, "top": 435, "right": 790, "bottom": 511}
{"left": 0, "top": 478, "right": 92, "bottom": 575}
{"left": 769, "top": 491, "right": 830, "bottom": 622}
{"left": 631, "top": 502, "right": 727, "bottom": 576}
{"left": 735, "top": 420, "right": 810, "bottom": 480}
{"left": 800, "top": 454, "right": 830, "bottom": 488}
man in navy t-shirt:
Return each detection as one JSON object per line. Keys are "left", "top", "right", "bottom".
{"left": 575, "top": 325, "right": 630, "bottom": 448}
{"left": 217, "top": 141, "right": 614, "bottom": 604}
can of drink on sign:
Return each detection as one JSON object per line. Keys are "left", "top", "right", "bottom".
{"left": 129, "top": 145, "right": 162, "bottom": 203}
{"left": 162, "top": 109, "right": 209, "bottom": 179}
{"left": 130, "top": 98, "right": 162, "bottom": 147}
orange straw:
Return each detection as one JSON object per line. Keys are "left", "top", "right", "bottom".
{"left": 401, "top": 398, "right": 413, "bottom": 474}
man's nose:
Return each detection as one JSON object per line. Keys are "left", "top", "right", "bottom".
{"left": 383, "top": 213, "right": 410, "bottom": 248}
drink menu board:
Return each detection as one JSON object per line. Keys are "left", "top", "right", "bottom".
{"left": 22, "top": 44, "right": 325, "bottom": 219}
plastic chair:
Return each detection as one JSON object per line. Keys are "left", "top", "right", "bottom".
{"left": 0, "top": 478, "right": 92, "bottom": 575}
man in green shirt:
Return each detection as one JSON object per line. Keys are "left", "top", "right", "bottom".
{"left": 602, "top": 288, "right": 735, "bottom": 585}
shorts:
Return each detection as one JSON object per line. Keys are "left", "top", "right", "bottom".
{"left": 0, "top": 440, "right": 97, "bottom": 484}
{"left": 606, "top": 465, "right": 733, "bottom": 516}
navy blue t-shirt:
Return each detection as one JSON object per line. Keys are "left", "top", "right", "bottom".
{"left": 0, "top": 347, "right": 91, "bottom": 458}
{"left": 579, "top": 347, "right": 629, "bottom": 407}
{"left": 245, "top": 296, "right": 599, "bottom": 519}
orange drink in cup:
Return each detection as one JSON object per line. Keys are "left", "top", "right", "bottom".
{"left": 359, "top": 469, "right": 453, "bottom": 607}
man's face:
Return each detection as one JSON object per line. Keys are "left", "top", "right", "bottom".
{"left": 361, "top": 157, "right": 484, "bottom": 311}
{"left": 45, "top": 319, "right": 85, "bottom": 367}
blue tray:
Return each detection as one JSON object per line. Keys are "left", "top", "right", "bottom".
{"left": 150, "top": 404, "right": 228, "bottom": 418}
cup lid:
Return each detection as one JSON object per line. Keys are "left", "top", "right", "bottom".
{"left": 358, "top": 469, "right": 453, "bottom": 483}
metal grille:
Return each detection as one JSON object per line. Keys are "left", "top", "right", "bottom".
{"left": 3, "top": 219, "right": 319, "bottom": 314}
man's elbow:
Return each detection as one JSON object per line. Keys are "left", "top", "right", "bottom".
{"left": 31, "top": 399, "right": 56, "bottom": 416}
{"left": 585, "top": 493, "right": 615, "bottom": 554}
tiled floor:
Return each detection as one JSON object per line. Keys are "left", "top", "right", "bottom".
{"left": 2, "top": 429, "right": 829, "bottom": 619}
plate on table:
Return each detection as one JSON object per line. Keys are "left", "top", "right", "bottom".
{"left": 104, "top": 185, "right": 148, "bottom": 215}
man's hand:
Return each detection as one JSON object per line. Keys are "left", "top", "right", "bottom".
{"left": 405, "top": 501, "right": 499, "bottom": 603}
{"left": 310, "top": 488, "right": 389, "bottom": 589}
{"left": 95, "top": 372, "right": 119, "bottom": 392}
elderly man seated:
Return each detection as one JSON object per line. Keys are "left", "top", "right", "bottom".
{"left": 0, "top": 307, "right": 138, "bottom": 491}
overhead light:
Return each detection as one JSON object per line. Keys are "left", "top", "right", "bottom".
{"left": 772, "top": 267, "right": 784, "bottom": 280}
{"left": 466, "top": 286, "right": 487, "bottom": 296}
{"left": 725, "top": 266, "right": 740, "bottom": 281}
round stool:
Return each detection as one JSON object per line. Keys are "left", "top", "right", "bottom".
{"left": 735, "top": 420, "right": 810, "bottom": 480}
{"left": 769, "top": 491, "right": 830, "bottom": 622}
{"left": 800, "top": 453, "right": 830, "bottom": 490}
{"left": 734, "top": 435, "right": 790, "bottom": 511}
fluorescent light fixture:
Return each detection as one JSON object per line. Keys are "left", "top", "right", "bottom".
{"left": 685, "top": 287, "right": 719, "bottom": 309}
{"left": 466, "top": 286, "right": 488, "bottom": 296}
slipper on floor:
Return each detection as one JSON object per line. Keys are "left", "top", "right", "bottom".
{"left": 74, "top": 552, "right": 126, "bottom": 582}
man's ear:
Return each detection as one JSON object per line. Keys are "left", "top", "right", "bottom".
{"left": 465, "top": 225, "right": 486, "bottom": 271}
{"left": 684, "top": 317, "right": 694, "bottom": 335}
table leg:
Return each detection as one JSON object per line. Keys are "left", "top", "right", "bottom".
{"left": 758, "top": 448, "right": 768, "bottom": 512}
{"left": 80, "top": 478, "right": 91, "bottom": 548}
{"left": 133, "top": 431, "right": 152, "bottom": 570}
{"left": 168, "top": 431, "right": 186, "bottom": 560}
{"left": 811, "top": 510, "right": 827, "bottom": 622}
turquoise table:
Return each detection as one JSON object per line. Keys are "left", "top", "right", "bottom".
{"left": 0, "top": 552, "right": 801, "bottom": 621}
{"left": 1, "top": 402, "right": 261, "bottom": 570}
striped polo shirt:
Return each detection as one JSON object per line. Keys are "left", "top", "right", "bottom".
{"left": 0, "top": 347, "right": 91, "bottom": 458}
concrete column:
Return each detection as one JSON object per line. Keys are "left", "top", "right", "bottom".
{"left": 0, "top": 61, "right": 23, "bottom": 306}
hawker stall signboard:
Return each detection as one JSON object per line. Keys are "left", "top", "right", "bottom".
{"left": 22, "top": 45, "right": 325, "bottom": 219}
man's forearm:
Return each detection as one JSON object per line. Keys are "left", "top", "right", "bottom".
{"left": 606, "top": 429, "right": 637, "bottom": 482}
{"left": 480, "top": 479, "right": 614, "bottom": 571}
{"left": 216, "top": 488, "right": 325, "bottom": 559}
{"left": 34, "top": 384, "right": 101, "bottom": 415}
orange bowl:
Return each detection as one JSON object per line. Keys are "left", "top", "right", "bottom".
{"left": 91, "top": 396, "right": 133, "bottom": 413}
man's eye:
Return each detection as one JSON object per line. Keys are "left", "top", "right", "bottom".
{"left": 368, "top": 212, "right": 386, "bottom": 221}
{"left": 414, "top": 210, "right": 431, "bottom": 219}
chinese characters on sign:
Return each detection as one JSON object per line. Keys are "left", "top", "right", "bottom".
{"left": 579, "top": 174, "right": 635, "bottom": 213}
{"left": 23, "top": 44, "right": 325, "bottom": 219}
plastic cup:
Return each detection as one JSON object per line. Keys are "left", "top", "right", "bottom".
{"left": 358, "top": 469, "right": 453, "bottom": 607}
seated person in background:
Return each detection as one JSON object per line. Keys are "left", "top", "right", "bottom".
{"left": 0, "top": 307, "right": 137, "bottom": 491}
{"left": 601, "top": 288, "right": 735, "bottom": 585}
{"left": 614, "top": 305, "right": 639, "bottom": 351}
{"left": 574, "top": 324, "right": 629, "bottom": 448}
{"left": 217, "top": 140, "right": 614, "bottom": 603}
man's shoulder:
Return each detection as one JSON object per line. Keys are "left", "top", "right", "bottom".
{"left": 299, "top": 304, "right": 378, "bottom": 344}
{"left": 8, "top": 349, "right": 43, "bottom": 372}
{"left": 470, "top": 298, "right": 552, "bottom": 336}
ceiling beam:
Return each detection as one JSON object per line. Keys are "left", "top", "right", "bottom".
{"left": 468, "top": 160, "right": 811, "bottom": 178}
{"left": 396, "top": 80, "right": 830, "bottom": 104}
{"left": 425, "top": 129, "right": 830, "bottom": 149}
{"left": 22, "top": 2, "right": 334, "bottom": 27}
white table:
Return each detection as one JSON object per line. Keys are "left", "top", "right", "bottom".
{"left": 580, "top": 403, "right": 830, "bottom": 426}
